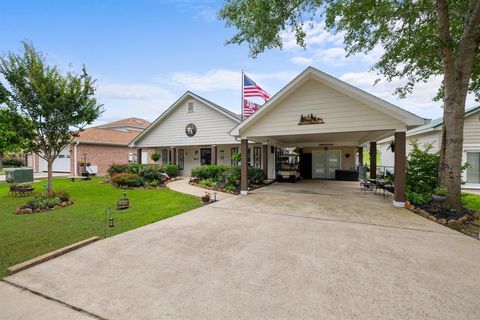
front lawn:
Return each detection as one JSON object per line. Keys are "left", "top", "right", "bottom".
{"left": 0, "top": 177, "right": 200, "bottom": 278}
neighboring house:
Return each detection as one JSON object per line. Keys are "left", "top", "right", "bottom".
{"left": 129, "top": 91, "right": 275, "bottom": 178}
{"left": 29, "top": 117, "right": 151, "bottom": 176}
{"left": 378, "top": 106, "right": 480, "bottom": 188}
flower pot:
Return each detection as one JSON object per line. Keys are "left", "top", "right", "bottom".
{"left": 432, "top": 194, "right": 447, "bottom": 203}
{"left": 201, "top": 196, "right": 210, "bottom": 203}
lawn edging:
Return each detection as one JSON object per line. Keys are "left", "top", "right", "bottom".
{"left": 7, "top": 236, "right": 100, "bottom": 275}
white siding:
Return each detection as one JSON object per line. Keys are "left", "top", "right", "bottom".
{"left": 464, "top": 112, "right": 480, "bottom": 145}
{"left": 136, "top": 97, "right": 239, "bottom": 147}
{"left": 242, "top": 78, "right": 406, "bottom": 138}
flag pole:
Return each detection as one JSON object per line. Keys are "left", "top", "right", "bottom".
{"left": 241, "top": 70, "right": 244, "bottom": 121}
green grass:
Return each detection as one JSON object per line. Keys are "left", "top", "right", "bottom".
{"left": 0, "top": 177, "right": 200, "bottom": 278}
{"left": 461, "top": 193, "right": 480, "bottom": 211}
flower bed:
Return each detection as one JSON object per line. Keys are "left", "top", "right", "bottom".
{"left": 406, "top": 201, "right": 480, "bottom": 235}
{"left": 108, "top": 163, "right": 180, "bottom": 189}
{"left": 15, "top": 190, "right": 73, "bottom": 214}
{"left": 190, "top": 165, "right": 265, "bottom": 194}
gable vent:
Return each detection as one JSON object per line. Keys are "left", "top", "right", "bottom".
{"left": 187, "top": 101, "right": 194, "bottom": 113}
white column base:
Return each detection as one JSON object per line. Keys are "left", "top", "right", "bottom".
{"left": 240, "top": 190, "right": 248, "bottom": 195}
{"left": 392, "top": 200, "right": 405, "bottom": 208}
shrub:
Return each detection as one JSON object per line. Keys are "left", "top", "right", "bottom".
{"left": 248, "top": 167, "right": 264, "bottom": 185}
{"left": 407, "top": 192, "right": 431, "bottom": 205}
{"left": 149, "top": 180, "right": 160, "bottom": 188}
{"left": 51, "top": 190, "right": 70, "bottom": 202}
{"left": 191, "top": 165, "right": 229, "bottom": 180}
{"left": 2, "top": 158, "right": 23, "bottom": 167}
{"left": 138, "top": 165, "right": 165, "bottom": 182}
{"left": 406, "top": 140, "right": 439, "bottom": 198}
{"left": 25, "top": 195, "right": 61, "bottom": 210}
{"left": 107, "top": 163, "right": 129, "bottom": 176}
{"left": 111, "top": 173, "right": 146, "bottom": 188}
{"left": 151, "top": 152, "right": 160, "bottom": 161}
{"left": 198, "top": 178, "right": 217, "bottom": 188}
{"left": 163, "top": 164, "right": 180, "bottom": 177}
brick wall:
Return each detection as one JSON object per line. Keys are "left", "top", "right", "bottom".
{"left": 75, "top": 144, "right": 138, "bottom": 175}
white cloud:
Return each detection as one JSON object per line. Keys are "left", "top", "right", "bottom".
{"left": 290, "top": 56, "right": 313, "bottom": 65}
{"left": 97, "top": 83, "right": 175, "bottom": 100}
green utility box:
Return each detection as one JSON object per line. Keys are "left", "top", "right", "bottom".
{"left": 4, "top": 168, "right": 34, "bottom": 184}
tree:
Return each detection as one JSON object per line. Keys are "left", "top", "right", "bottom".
{"left": 219, "top": 0, "right": 480, "bottom": 211}
{"left": 0, "top": 42, "right": 103, "bottom": 196}
{"left": 0, "top": 106, "right": 35, "bottom": 170}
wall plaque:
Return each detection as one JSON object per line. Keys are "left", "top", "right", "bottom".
{"left": 299, "top": 114, "right": 324, "bottom": 125}
{"left": 185, "top": 123, "right": 197, "bottom": 137}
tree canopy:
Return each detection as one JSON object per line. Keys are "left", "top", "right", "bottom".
{"left": 0, "top": 42, "right": 103, "bottom": 195}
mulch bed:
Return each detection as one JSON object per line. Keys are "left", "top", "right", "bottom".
{"left": 416, "top": 203, "right": 476, "bottom": 220}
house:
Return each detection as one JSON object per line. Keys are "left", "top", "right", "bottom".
{"left": 378, "top": 106, "right": 480, "bottom": 189}
{"left": 130, "top": 67, "right": 426, "bottom": 207}
{"left": 29, "top": 117, "right": 151, "bottom": 176}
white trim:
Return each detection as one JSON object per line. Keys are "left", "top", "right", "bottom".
{"left": 74, "top": 142, "right": 79, "bottom": 176}
{"left": 130, "top": 92, "right": 240, "bottom": 147}
{"left": 240, "top": 190, "right": 248, "bottom": 195}
{"left": 392, "top": 200, "right": 405, "bottom": 208}
{"left": 231, "top": 66, "right": 426, "bottom": 136}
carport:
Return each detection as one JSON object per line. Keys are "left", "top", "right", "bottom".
{"left": 231, "top": 67, "right": 426, "bottom": 207}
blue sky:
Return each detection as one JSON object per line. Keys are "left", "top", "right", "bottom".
{"left": 1, "top": 0, "right": 469, "bottom": 124}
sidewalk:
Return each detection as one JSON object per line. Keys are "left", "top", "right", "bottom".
{"left": 167, "top": 178, "right": 235, "bottom": 201}
{"left": 0, "top": 281, "right": 95, "bottom": 320}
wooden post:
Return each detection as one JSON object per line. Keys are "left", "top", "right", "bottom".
{"left": 262, "top": 144, "right": 268, "bottom": 179}
{"left": 370, "top": 142, "right": 377, "bottom": 179}
{"left": 241, "top": 139, "right": 248, "bottom": 194}
{"left": 358, "top": 146, "right": 363, "bottom": 180}
{"left": 394, "top": 131, "right": 406, "bottom": 207}
{"left": 211, "top": 145, "right": 217, "bottom": 165}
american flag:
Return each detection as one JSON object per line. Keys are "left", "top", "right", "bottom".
{"left": 243, "top": 74, "right": 270, "bottom": 101}
{"left": 243, "top": 99, "right": 261, "bottom": 118}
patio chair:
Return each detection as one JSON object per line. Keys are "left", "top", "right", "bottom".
{"left": 360, "top": 179, "right": 376, "bottom": 194}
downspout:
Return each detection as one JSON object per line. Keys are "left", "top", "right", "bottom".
{"left": 74, "top": 141, "right": 80, "bottom": 176}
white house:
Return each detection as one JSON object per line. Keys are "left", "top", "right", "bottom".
{"left": 378, "top": 105, "right": 480, "bottom": 189}
{"left": 131, "top": 67, "right": 426, "bottom": 207}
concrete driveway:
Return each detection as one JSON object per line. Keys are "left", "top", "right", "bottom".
{"left": 4, "top": 180, "right": 480, "bottom": 319}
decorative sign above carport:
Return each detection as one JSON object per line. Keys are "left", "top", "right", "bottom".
{"left": 299, "top": 114, "right": 324, "bottom": 125}
{"left": 185, "top": 123, "right": 197, "bottom": 137}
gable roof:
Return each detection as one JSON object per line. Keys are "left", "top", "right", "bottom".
{"left": 129, "top": 91, "right": 240, "bottom": 147}
{"left": 74, "top": 127, "right": 140, "bottom": 146}
{"left": 230, "top": 66, "right": 427, "bottom": 136}
{"left": 96, "top": 117, "right": 151, "bottom": 130}
{"left": 407, "top": 105, "right": 480, "bottom": 136}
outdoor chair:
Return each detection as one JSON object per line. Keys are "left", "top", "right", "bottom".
{"left": 360, "top": 179, "right": 376, "bottom": 194}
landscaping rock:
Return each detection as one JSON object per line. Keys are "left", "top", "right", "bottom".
{"left": 473, "top": 212, "right": 480, "bottom": 219}
{"left": 60, "top": 202, "right": 68, "bottom": 207}
{"left": 447, "top": 220, "right": 462, "bottom": 230}
{"left": 458, "top": 215, "right": 469, "bottom": 224}
{"left": 427, "top": 215, "right": 437, "bottom": 222}
{"left": 437, "top": 218, "right": 447, "bottom": 226}
{"left": 15, "top": 207, "right": 33, "bottom": 215}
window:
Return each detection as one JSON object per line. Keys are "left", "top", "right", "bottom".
{"left": 161, "top": 149, "right": 168, "bottom": 164}
{"left": 187, "top": 101, "right": 194, "bottom": 113}
{"left": 231, "top": 147, "right": 239, "bottom": 166}
{"left": 467, "top": 152, "right": 480, "bottom": 184}
{"left": 178, "top": 149, "right": 184, "bottom": 170}
{"left": 253, "top": 147, "right": 261, "bottom": 168}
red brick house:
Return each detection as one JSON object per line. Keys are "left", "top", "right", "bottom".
{"left": 30, "top": 117, "right": 151, "bottom": 176}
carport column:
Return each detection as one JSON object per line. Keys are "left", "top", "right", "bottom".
{"left": 240, "top": 139, "right": 249, "bottom": 195}
{"left": 369, "top": 142, "right": 377, "bottom": 179}
{"left": 357, "top": 146, "right": 363, "bottom": 180}
{"left": 262, "top": 144, "right": 268, "bottom": 179}
{"left": 393, "top": 131, "right": 406, "bottom": 207}
{"left": 211, "top": 145, "right": 217, "bottom": 165}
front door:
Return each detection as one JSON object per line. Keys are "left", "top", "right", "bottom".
{"left": 312, "top": 150, "right": 341, "bottom": 179}
{"left": 200, "top": 148, "right": 211, "bottom": 165}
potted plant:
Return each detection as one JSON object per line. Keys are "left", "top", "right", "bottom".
{"left": 432, "top": 187, "right": 448, "bottom": 203}
{"left": 151, "top": 152, "right": 160, "bottom": 162}
{"left": 202, "top": 192, "right": 211, "bottom": 204}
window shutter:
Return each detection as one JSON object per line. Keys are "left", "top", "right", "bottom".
{"left": 187, "top": 101, "right": 194, "bottom": 113}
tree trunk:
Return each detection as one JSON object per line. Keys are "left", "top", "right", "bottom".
{"left": 47, "top": 158, "right": 53, "bottom": 197}
{"left": 438, "top": 94, "right": 465, "bottom": 212}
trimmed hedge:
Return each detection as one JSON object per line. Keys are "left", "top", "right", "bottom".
{"left": 108, "top": 163, "right": 180, "bottom": 179}
{"left": 2, "top": 158, "right": 23, "bottom": 167}
{"left": 111, "top": 173, "right": 146, "bottom": 188}
{"left": 191, "top": 165, "right": 264, "bottom": 191}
